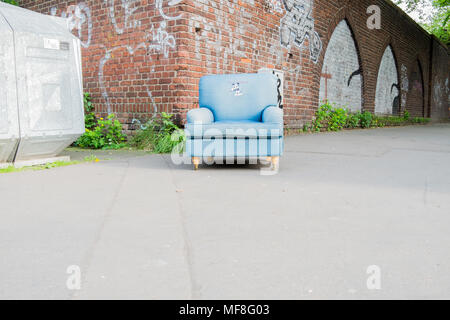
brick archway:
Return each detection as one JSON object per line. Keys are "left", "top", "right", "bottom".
{"left": 317, "top": 10, "right": 364, "bottom": 112}
{"left": 374, "top": 44, "right": 400, "bottom": 115}
{"left": 407, "top": 59, "right": 426, "bottom": 117}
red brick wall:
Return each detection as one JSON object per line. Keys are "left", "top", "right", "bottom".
{"left": 19, "top": 0, "right": 449, "bottom": 131}
{"left": 19, "top": 0, "right": 185, "bottom": 133}
{"left": 429, "top": 37, "right": 450, "bottom": 120}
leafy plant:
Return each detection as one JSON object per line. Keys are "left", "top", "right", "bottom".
{"left": 302, "top": 123, "right": 311, "bottom": 132}
{"left": 424, "top": 6, "right": 450, "bottom": 45}
{"left": 1, "top": 0, "right": 19, "bottom": 5}
{"left": 83, "top": 93, "right": 97, "bottom": 130}
{"left": 76, "top": 114, "right": 127, "bottom": 149}
{"left": 372, "top": 115, "right": 385, "bottom": 127}
{"left": 346, "top": 112, "right": 361, "bottom": 128}
{"left": 359, "top": 111, "right": 373, "bottom": 128}
{"left": 311, "top": 102, "right": 333, "bottom": 132}
{"left": 403, "top": 110, "right": 411, "bottom": 120}
{"left": 412, "top": 116, "right": 431, "bottom": 124}
{"left": 130, "top": 112, "right": 185, "bottom": 153}
{"left": 305, "top": 100, "right": 430, "bottom": 133}
{"left": 74, "top": 93, "right": 126, "bottom": 149}
{"left": 328, "top": 107, "right": 348, "bottom": 131}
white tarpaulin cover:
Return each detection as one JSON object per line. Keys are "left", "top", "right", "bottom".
{"left": 0, "top": 2, "right": 84, "bottom": 164}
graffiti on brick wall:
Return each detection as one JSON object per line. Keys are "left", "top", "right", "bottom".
{"left": 157, "top": 0, "right": 183, "bottom": 20}
{"left": 433, "top": 78, "right": 442, "bottom": 114}
{"left": 264, "top": 0, "right": 284, "bottom": 13}
{"left": 412, "top": 79, "right": 423, "bottom": 93}
{"left": 432, "top": 76, "right": 448, "bottom": 117}
{"left": 287, "top": 65, "right": 304, "bottom": 95}
{"left": 319, "top": 20, "right": 361, "bottom": 112}
{"left": 190, "top": 0, "right": 316, "bottom": 93}
{"left": 99, "top": 0, "right": 182, "bottom": 114}
{"left": 264, "top": 31, "right": 285, "bottom": 67}
{"left": 104, "top": 0, "right": 142, "bottom": 35}
{"left": 98, "top": 42, "right": 155, "bottom": 115}
{"left": 104, "top": 0, "right": 182, "bottom": 34}
{"left": 400, "top": 64, "right": 409, "bottom": 109}
{"left": 52, "top": 1, "right": 181, "bottom": 116}
{"left": 375, "top": 46, "right": 399, "bottom": 114}
{"left": 190, "top": 0, "right": 319, "bottom": 105}
{"left": 447, "top": 78, "right": 450, "bottom": 106}
{"left": 50, "top": 2, "right": 92, "bottom": 48}
{"left": 280, "top": 0, "right": 322, "bottom": 64}
{"left": 407, "top": 61, "right": 424, "bottom": 116}
{"left": 400, "top": 64, "right": 409, "bottom": 91}
{"left": 282, "top": 51, "right": 309, "bottom": 96}
{"left": 149, "top": 21, "right": 176, "bottom": 57}
{"left": 190, "top": 0, "right": 257, "bottom": 74}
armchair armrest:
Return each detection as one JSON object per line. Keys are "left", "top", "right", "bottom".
{"left": 262, "top": 106, "right": 283, "bottom": 125}
{"left": 187, "top": 107, "right": 214, "bottom": 124}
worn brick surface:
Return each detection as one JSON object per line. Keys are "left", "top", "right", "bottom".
{"left": 19, "top": 0, "right": 449, "bottom": 131}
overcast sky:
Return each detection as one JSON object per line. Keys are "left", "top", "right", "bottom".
{"left": 397, "top": 0, "right": 435, "bottom": 23}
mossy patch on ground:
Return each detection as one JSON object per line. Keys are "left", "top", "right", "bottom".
{"left": 0, "top": 155, "right": 99, "bottom": 174}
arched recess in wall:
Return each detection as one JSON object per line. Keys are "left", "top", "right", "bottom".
{"left": 375, "top": 45, "right": 400, "bottom": 115}
{"left": 319, "top": 20, "right": 362, "bottom": 112}
{"left": 407, "top": 60, "right": 425, "bottom": 117}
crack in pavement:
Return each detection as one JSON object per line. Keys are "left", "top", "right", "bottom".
{"left": 423, "top": 176, "right": 429, "bottom": 207}
{"left": 69, "top": 160, "right": 130, "bottom": 300}
{"left": 161, "top": 154, "right": 199, "bottom": 300}
{"left": 285, "top": 150, "right": 390, "bottom": 158}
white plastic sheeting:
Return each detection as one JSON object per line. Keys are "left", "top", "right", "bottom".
{"left": 0, "top": 2, "right": 84, "bottom": 164}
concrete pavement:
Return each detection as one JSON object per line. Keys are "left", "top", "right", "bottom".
{"left": 1, "top": 124, "right": 450, "bottom": 299}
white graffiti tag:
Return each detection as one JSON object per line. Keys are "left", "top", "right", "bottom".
{"left": 265, "top": 0, "right": 284, "bottom": 13}
{"left": 400, "top": 64, "right": 409, "bottom": 108}
{"left": 446, "top": 78, "right": 450, "bottom": 105}
{"left": 148, "top": 21, "right": 176, "bottom": 58}
{"left": 99, "top": 43, "right": 160, "bottom": 115}
{"left": 157, "top": 0, "right": 183, "bottom": 21}
{"left": 99, "top": 1, "right": 183, "bottom": 115}
{"left": 190, "top": 0, "right": 257, "bottom": 74}
{"left": 280, "top": 0, "right": 322, "bottom": 63}
{"left": 51, "top": 2, "right": 92, "bottom": 48}
{"left": 104, "top": 0, "right": 141, "bottom": 35}
{"left": 433, "top": 77, "right": 444, "bottom": 112}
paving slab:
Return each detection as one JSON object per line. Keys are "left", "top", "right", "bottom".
{"left": 1, "top": 124, "right": 449, "bottom": 299}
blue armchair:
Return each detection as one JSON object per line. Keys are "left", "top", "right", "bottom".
{"left": 185, "top": 73, "right": 284, "bottom": 170}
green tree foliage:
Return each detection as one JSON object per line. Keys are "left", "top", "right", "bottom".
{"left": 395, "top": 0, "right": 449, "bottom": 45}
{"left": 424, "top": 1, "right": 450, "bottom": 45}
{"left": 0, "top": 0, "right": 19, "bottom": 5}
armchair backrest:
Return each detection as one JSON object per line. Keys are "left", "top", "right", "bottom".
{"left": 199, "top": 73, "right": 278, "bottom": 122}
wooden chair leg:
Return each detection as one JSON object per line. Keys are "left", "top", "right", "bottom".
{"left": 271, "top": 156, "right": 279, "bottom": 171}
{"left": 192, "top": 157, "right": 200, "bottom": 170}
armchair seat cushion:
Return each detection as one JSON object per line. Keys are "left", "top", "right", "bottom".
{"left": 185, "top": 120, "right": 283, "bottom": 139}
